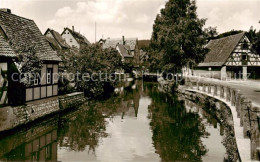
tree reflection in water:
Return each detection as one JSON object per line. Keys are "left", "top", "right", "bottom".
{"left": 57, "top": 81, "right": 141, "bottom": 155}
{"left": 145, "top": 83, "right": 209, "bottom": 161}
{"left": 58, "top": 104, "right": 108, "bottom": 154}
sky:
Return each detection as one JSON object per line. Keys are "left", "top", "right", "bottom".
{"left": 0, "top": 0, "right": 259, "bottom": 43}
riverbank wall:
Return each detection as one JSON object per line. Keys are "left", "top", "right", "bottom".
{"left": 182, "top": 78, "right": 260, "bottom": 161}
{"left": 0, "top": 92, "right": 85, "bottom": 132}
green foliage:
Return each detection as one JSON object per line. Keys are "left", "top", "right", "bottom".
{"left": 149, "top": 0, "right": 208, "bottom": 73}
{"left": 204, "top": 26, "right": 218, "bottom": 41}
{"left": 67, "top": 43, "right": 123, "bottom": 99}
{"left": 58, "top": 76, "right": 74, "bottom": 95}
{"left": 246, "top": 26, "right": 260, "bottom": 55}
{"left": 213, "top": 30, "right": 243, "bottom": 40}
{"left": 9, "top": 40, "right": 43, "bottom": 85}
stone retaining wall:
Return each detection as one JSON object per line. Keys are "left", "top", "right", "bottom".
{"left": 185, "top": 78, "right": 260, "bottom": 161}
{"left": 184, "top": 91, "right": 239, "bottom": 161}
{"left": 59, "top": 92, "right": 86, "bottom": 110}
{"left": 1, "top": 92, "right": 85, "bottom": 132}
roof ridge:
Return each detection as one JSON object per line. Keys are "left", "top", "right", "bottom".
{"left": 0, "top": 10, "right": 33, "bottom": 22}
{"left": 210, "top": 31, "right": 245, "bottom": 42}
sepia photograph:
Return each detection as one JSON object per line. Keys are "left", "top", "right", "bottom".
{"left": 0, "top": 0, "right": 259, "bottom": 161}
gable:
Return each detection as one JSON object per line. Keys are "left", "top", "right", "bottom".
{"left": 61, "top": 28, "right": 90, "bottom": 46}
{"left": 61, "top": 29, "right": 80, "bottom": 48}
{"left": 225, "top": 35, "right": 260, "bottom": 66}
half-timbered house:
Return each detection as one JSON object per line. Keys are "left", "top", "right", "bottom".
{"left": 194, "top": 32, "right": 260, "bottom": 80}
{"left": 0, "top": 9, "right": 61, "bottom": 105}
{"left": 0, "top": 35, "right": 16, "bottom": 107}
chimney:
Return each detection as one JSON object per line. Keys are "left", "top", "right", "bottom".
{"left": 72, "top": 26, "right": 74, "bottom": 32}
{"left": 0, "top": 8, "right": 11, "bottom": 14}
{"left": 122, "top": 36, "right": 125, "bottom": 45}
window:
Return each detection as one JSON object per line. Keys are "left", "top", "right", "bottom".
{"left": 45, "top": 145, "right": 52, "bottom": 160}
{"left": 241, "top": 53, "right": 248, "bottom": 65}
{"left": 47, "top": 68, "right": 53, "bottom": 84}
{"left": 33, "top": 73, "right": 40, "bottom": 85}
{"left": 242, "top": 54, "right": 247, "bottom": 60}
{"left": 70, "top": 38, "right": 72, "bottom": 42}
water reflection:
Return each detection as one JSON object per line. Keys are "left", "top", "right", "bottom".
{"left": 0, "top": 117, "right": 58, "bottom": 161}
{"left": 0, "top": 81, "right": 226, "bottom": 161}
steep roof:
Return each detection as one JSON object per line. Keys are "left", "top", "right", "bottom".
{"left": 44, "top": 28, "right": 70, "bottom": 49}
{"left": 103, "top": 38, "right": 137, "bottom": 51}
{"left": 198, "top": 32, "right": 245, "bottom": 67}
{"left": 0, "top": 35, "right": 16, "bottom": 58}
{"left": 0, "top": 11, "right": 61, "bottom": 61}
{"left": 45, "top": 36, "right": 60, "bottom": 51}
{"left": 62, "top": 27, "right": 91, "bottom": 45}
{"left": 117, "top": 44, "right": 133, "bottom": 58}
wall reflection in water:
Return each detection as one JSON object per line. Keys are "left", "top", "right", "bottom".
{"left": 0, "top": 117, "right": 58, "bottom": 161}
{"left": 0, "top": 80, "right": 226, "bottom": 162}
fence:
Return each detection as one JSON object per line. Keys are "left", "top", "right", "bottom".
{"left": 185, "top": 78, "right": 260, "bottom": 161}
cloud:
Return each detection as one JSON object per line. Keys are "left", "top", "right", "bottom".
{"left": 44, "top": 0, "right": 166, "bottom": 43}
{"left": 1, "top": 0, "right": 259, "bottom": 43}
{"left": 197, "top": 0, "right": 260, "bottom": 33}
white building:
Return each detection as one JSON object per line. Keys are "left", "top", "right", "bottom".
{"left": 61, "top": 26, "right": 91, "bottom": 49}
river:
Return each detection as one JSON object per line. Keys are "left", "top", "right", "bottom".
{"left": 0, "top": 81, "right": 227, "bottom": 162}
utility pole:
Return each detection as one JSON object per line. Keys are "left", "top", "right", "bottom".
{"left": 95, "top": 22, "right": 97, "bottom": 43}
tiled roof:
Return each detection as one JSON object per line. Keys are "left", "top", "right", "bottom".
{"left": 198, "top": 32, "right": 245, "bottom": 67}
{"left": 117, "top": 44, "right": 133, "bottom": 58}
{"left": 45, "top": 28, "right": 70, "bottom": 49}
{"left": 0, "top": 35, "right": 16, "bottom": 58}
{"left": 0, "top": 11, "right": 61, "bottom": 61}
{"left": 62, "top": 27, "right": 91, "bottom": 45}
{"left": 103, "top": 38, "right": 137, "bottom": 51}
{"left": 45, "top": 36, "right": 60, "bottom": 50}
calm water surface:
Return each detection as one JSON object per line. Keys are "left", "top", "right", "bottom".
{"left": 0, "top": 81, "right": 226, "bottom": 162}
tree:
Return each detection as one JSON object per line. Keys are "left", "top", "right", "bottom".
{"left": 214, "top": 30, "right": 243, "bottom": 40}
{"left": 204, "top": 26, "right": 218, "bottom": 41}
{"left": 15, "top": 46, "right": 43, "bottom": 85}
{"left": 149, "top": 0, "right": 208, "bottom": 73}
{"left": 69, "top": 43, "right": 123, "bottom": 99}
{"left": 246, "top": 26, "right": 260, "bottom": 55}
{"left": 8, "top": 35, "right": 43, "bottom": 85}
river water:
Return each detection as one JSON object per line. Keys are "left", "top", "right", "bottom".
{"left": 0, "top": 81, "right": 227, "bottom": 162}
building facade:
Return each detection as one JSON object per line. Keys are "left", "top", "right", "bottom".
{"left": 61, "top": 26, "right": 91, "bottom": 49}
{"left": 44, "top": 28, "right": 70, "bottom": 50}
{"left": 193, "top": 32, "right": 260, "bottom": 80}
{"left": 101, "top": 36, "right": 140, "bottom": 66}
{"left": 0, "top": 35, "right": 16, "bottom": 107}
{"left": 0, "top": 9, "right": 61, "bottom": 105}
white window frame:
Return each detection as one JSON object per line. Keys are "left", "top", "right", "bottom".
{"left": 47, "top": 69, "right": 52, "bottom": 84}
